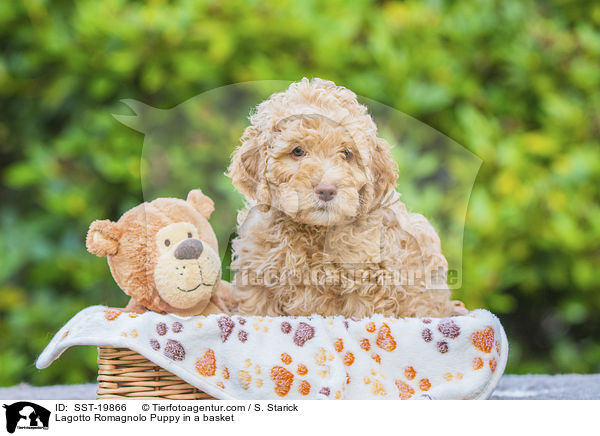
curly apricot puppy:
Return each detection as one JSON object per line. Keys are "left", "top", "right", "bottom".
{"left": 227, "top": 78, "right": 466, "bottom": 318}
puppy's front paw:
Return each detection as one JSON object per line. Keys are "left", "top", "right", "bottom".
{"left": 450, "top": 300, "right": 468, "bottom": 316}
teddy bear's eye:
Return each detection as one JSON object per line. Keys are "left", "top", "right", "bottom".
{"left": 164, "top": 239, "right": 170, "bottom": 247}
{"left": 187, "top": 232, "right": 192, "bottom": 238}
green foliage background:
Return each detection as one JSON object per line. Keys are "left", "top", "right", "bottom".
{"left": 1, "top": 0, "right": 599, "bottom": 386}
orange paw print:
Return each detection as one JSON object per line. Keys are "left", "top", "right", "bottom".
{"left": 195, "top": 349, "right": 216, "bottom": 376}
{"left": 275, "top": 349, "right": 314, "bottom": 397}
{"left": 270, "top": 366, "right": 294, "bottom": 397}
{"left": 104, "top": 309, "right": 122, "bottom": 321}
{"left": 404, "top": 366, "right": 416, "bottom": 380}
{"left": 297, "top": 364, "right": 308, "bottom": 376}
{"left": 395, "top": 380, "right": 415, "bottom": 400}
{"left": 472, "top": 326, "right": 495, "bottom": 353}
{"left": 376, "top": 323, "right": 397, "bottom": 352}
{"left": 281, "top": 353, "right": 292, "bottom": 365}
{"left": 366, "top": 322, "right": 376, "bottom": 333}
{"left": 343, "top": 352, "right": 355, "bottom": 366}
{"left": 298, "top": 380, "right": 311, "bottom": 396}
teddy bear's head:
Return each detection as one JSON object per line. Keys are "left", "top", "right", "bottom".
{"left": 86, "top": 190, "right": 222, "bottom": 316}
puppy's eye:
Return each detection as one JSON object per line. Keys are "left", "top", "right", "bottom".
{"left": 342, "top": 149, "right": 353, "bottom": 160}
{"left": 291, "top": 147, "right": 306, "bottom": 158}
{"left": 164, "top": 239, "right": 170, "bottom": 247}
{"left": 187, "top": 232, "right": 192, "bottom": 238}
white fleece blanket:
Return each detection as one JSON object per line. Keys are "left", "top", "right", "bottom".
{"left": 36, "top": 306, "right": 508, "bottom": 400}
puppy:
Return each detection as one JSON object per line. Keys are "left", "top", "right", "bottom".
{"left": 227, "top": 78, "right": 465, "bottom": 318}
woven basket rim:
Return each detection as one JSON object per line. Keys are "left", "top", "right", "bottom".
{"left": 96, "top": 346, "right": 215, "bottom": 400}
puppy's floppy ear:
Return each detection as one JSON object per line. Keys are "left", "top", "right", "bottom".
{"left": 86, "top": 220, "right": 121, "bottom": 257}
{"left": 187, "top": 189, "right": 215, "bottom": 219}
{"left": 226, "top": 125, "right": 269, "bottom": 202}
{"left": 372, "top": 137, "right": 398, "bottom": 202}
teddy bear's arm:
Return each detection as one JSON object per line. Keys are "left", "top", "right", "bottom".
{"left": 123, "top": 298, "right": 149, "bottom": 314}
{"left": 450, "top": 300, "right": 468, "bottom": 316}
{"left": 210, "top": 280, "right": 234, "bottom": 313}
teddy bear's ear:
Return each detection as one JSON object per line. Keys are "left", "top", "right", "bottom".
{"left": 187, "top": 189, "right": 215, "bottom": 219}
{"left": 86, "top": 220, "right": 121, "bottom": 257}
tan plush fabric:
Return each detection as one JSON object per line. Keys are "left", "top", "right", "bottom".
{"left": 86, "top": 190, "right": 230, "bottom": 316}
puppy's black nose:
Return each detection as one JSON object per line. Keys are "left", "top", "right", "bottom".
{"left": 174, "top": 239, "right": 203, "bottom": 260}
{"left": 314, "top": 183, "right": 337, "bottom": 202}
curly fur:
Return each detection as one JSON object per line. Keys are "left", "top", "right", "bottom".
{"left": 227, "top": 78, "right": 456, "bottom": 318}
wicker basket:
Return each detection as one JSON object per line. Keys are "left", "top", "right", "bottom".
{"left": 96, "top": 346, "right": 216, "bottom": 400}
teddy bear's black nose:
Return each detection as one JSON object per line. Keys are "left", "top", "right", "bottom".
{"left": 174, "top": 239, "right": 204, "bottom": 260}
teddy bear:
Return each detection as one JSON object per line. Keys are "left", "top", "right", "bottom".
{"left": 86, "top": 189, "right": 231, "bottom": 316}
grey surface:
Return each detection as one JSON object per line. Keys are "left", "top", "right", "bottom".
{"left": 1, "top": 375, "right": 598, "bottom": 400}
{"left": 490, "top": 374, "right": 600, "bottom": 400}
{"left": 0, "top": 383, "right": 97, "bottom": 400}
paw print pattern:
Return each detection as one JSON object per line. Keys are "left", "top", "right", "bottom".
{"left": 422, "top": 328, "right": 432, "bottom": 342}
{"left": 420, "top": 318, "right": 462, "bottom": 354}
{"left": 361, "top": 322, "right": 399, "bottom": 355}
{"left": 280, "top": 321, "right": 292, "bottom": 334}
{"left": 217, "top": 316, "right": 235, "bottom": 342}
{"left": 216, "top": 315, "right": 249, "bottom": 344}
{"left": 375, "top": 323, "right": 397, "bottom": 352}
{"left": 279, "top": 320, "right": 316, "bottom": 348}
{"left": 437, "top": 341, "right": 449, "bottom": 353}
{"left": 333, "top": 333, "right": 389, "bottom": 398}
{"left": 359, "top": 321, "right": 400, "bottom": 372}
{"left": 269, "top": 349, "right": 316, "bottom": 397}
{"left": 149, "top": 321, "right": 186, "bottom": 361}
{"left": 395, "top": 380, "right": 415, "bottom": 400}
{"left": 270, "top": 366, "right": 294, "bottom": 396}
{"left": 104, "top": 309, "right": 122, "bottom": 321}
{"left": 292, "top": 322, "right": 315, "bottom": 346}
{"left": 164, "top": 340, "right": 185, "bottom": 361}
{"left": 156, "top": 322, "right": 167, "bottom": 336}
{"left": 193, "top": 348, "right": 232, "bottom": 391}
{"left": 234, "top": 358, "right": 266, "bottom": 390}
{"left": 471, "top": 326, "right": 499, "bottom": 372}
{"left": 438, "top": 319, "right": 460, "bottom": 338}
{"left": 394, "top": 366, "right": 432, "bottom": 399}
{"left": 84, "top": 308, "right": 506, "bottom": 399}
{"left": 471, "top": 326, "right": 494, "bottom": 352}
{"left": 351, "top": 317, "right": 495, "bottom": 397}
{"left": 195, "top": 349, "right": 216, "bottom": 376}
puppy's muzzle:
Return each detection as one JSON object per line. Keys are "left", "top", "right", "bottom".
{"left": 174, "top": 239, "right": 204, "bottom": 260}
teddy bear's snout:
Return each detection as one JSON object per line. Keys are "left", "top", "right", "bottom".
{"left": 174, "top": 239, "right": 204, "bottom": 260}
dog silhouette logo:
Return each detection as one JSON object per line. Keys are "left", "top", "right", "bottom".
{"left": 3, "top": 402, "right": 50, "bottom": 433}
{"left": 113, "top": 80, "right": 481, "bottom": 291}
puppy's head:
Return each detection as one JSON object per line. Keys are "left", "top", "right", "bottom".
{"left": 227, "top": 78, "right": 397, "bottom": 226}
